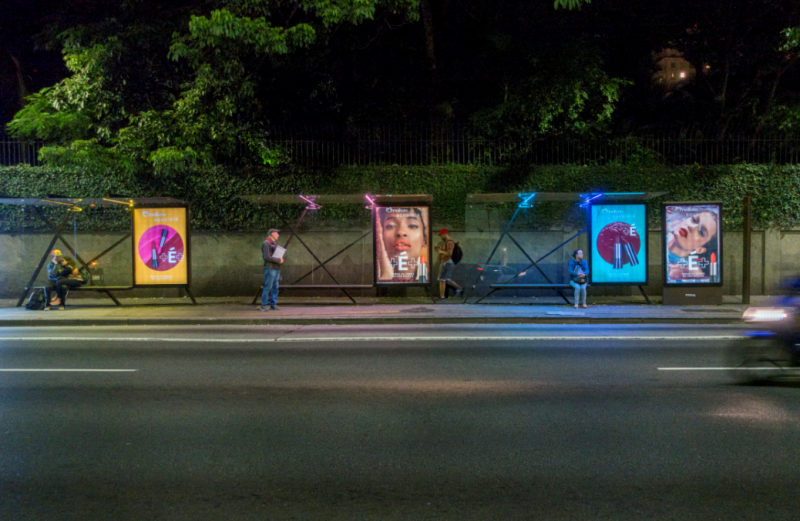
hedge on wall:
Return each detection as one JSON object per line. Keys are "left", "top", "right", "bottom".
{"left": 1, "top": 163, "right": 798, "bottom": 232}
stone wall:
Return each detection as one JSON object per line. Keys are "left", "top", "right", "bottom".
{"left": 0, "top": 227, "right": 793, "bottom": 299}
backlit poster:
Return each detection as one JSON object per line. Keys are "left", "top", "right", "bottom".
{"left": 589, "top": 203, "right": 648, "bottom": 285}
{"left": 663, "top": 203, "right": 722, "bottom": 286}
{"left": 133, "top": 206, "right": 189, "bottom": 285}
{"left": 374, "top": 205, "right": 431, "bottom": 285}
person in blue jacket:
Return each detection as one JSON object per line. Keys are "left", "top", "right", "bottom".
{"left": 568, "top": 249, "right": 589, "bottom": 309}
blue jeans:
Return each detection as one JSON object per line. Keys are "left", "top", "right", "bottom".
{"left": 261, "top": 268, "right": 280, "bottom": 308}
{"left": 570, "top": 280, "right": 587, "bottom": 305}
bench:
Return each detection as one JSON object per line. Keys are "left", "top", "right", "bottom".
{"left": 68, "top": 285, "right": 134, "bottom": 306}
{"left": 31, "top": 284, "right": 132, "bottom": 306}
{"left": 251, "top": 284, "right": 375, "bottom": 305}
{"left": 476, "top": 283, "right": 582, "bottom": 305}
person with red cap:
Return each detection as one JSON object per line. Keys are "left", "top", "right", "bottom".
{"left": 436, "top": 228, "right": 462, "bottom": 300}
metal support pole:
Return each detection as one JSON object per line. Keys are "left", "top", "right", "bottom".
{"left": 506, "top": 233, "right": 570, "bottom": 304}
{"left": 283, "top": 225, "right": 357, "bottom": 304}
{"left": 16, "top": 209, "right": 71, "bottom": 307}
{"left": 743, "top": 195, "right": 752, "bottom": 305}
{"left": 466, "top": 206, "right": 522, "bottom": 303}
{"left": 292, "top": 230, "right": 371, "bottom": 285}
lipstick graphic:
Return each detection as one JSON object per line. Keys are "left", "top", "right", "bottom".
{"left": 417, "top": 255, "right": 428, "bottom": 284}
{"left": 158, "top": 229, "right": 168, "bottom": 251}
{"left": 613, "top": 237, "right": 623, "bottom": 269}
{"left": 151, "top": 241, "right": 158, "bottom": 268}
{"left": 710, "top": 252, "right": 718, "bottom": 281}
{"left": 622, "top": 238, "right": 638, "bottom": 266}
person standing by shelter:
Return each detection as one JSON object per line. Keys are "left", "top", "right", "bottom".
{"left": 261, "top": 229, "right": 284, "bottom": 311}
{"left": 568, "top": 249, "right": 589, "bottom": 309}
{"left": 436, "top": 229, "right": 462, "bottom": 300}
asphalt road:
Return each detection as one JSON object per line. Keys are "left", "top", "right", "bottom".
{"left": 1, "top": 324, "right": 799, "bottom": 520}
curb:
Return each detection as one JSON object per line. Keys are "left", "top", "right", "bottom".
{"left": 0, "top": 316, "right": 745, "bottom": 327}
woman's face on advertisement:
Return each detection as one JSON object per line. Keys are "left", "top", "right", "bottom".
{"left": 383, "top": 211, "right": 425, "bottom": 261}
{"left": 674, "top": 211, "right": 717, "bottom": 253}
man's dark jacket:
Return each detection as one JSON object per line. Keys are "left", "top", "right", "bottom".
{"left": 262, "top": 238, "right": 282, "bottom": 270}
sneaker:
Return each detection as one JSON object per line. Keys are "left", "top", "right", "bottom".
{"left": 259, "top": 306, "right": 269, "bottom": 312}
{"left": 270, "top": 306, "right": 280, "bottom": 311}
{"left": 454, "top": 289, "right": 463, "bottom": 297}
{"left": 44, "top": 306, "right": 51, "bottom": 311}
{"left": 58, "top": 305, "right": 65, "bottom": 311}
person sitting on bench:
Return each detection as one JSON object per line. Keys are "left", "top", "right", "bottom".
{"left": 45, "top": 250, "right": 72, "bottom": 310}
{"left": 52, "top": 256, "right": 87, "bottom": 310}
{"left": 568, "top": 249, "right": 589, "bottom": 309}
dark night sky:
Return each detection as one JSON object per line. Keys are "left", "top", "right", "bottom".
{"left": 2, "top": 0, "right": 799, "bottom": 133}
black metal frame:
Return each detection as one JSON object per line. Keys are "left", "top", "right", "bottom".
{"left": 131, "top": 203, "right": 196, "bottom": 304}
{"left": 244, "top": 194, "right": 375, "bottom": 305}
{"left": 472, "top": 227, "right": 589, "bottom": 304}
{"left": 14, "top": 204, "right": 133, "bottom": 307}
{"left": 372, "top": 202, "right": 433, "bottom": 288}
{"left": 661, "top": 201, "right": 724, "bottom": 288}
{"left": 587, "top": 201, "right": 650, "bottom": 287}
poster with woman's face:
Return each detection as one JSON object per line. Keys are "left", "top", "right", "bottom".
{"left": 664, "top": 204, "right": 722, "bottom": 285}
{"left": 374, "top": 206, "right": 430, "bottom": 285}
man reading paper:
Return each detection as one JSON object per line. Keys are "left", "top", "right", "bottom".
{"left": 261, "top": 228, "right": 284, "bottom": 311}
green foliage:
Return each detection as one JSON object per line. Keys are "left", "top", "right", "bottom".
{"left": 553, "top": 0, "right": 590, "bottom": 10}
{"left": 2, "top": 163, "right": 800, "bottom": 233}
{"left": 470, "top": 44, "right": 630, "bottom": 145}
{"left": 6, "top": 0, "right": 420, "bottom": 179}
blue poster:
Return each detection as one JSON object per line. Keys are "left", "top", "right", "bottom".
{"left": 590, "top": 203, "right": 648, "bottom": 284}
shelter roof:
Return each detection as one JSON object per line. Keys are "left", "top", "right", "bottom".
{"left": 238, "top": 194, "right": 366, "bottom": 205}
{"left": 0, "top": 197, "right": 185, "bottom": 207}
{"left": 466, "top": 192, "right": 667, "bottom": 203}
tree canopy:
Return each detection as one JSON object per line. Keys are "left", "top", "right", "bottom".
{"left": 3, "top": 0, "right": 799, "bottom": 177}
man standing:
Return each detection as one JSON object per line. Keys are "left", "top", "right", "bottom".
{"left": 261, "top": 229, "right": 284, "bottom": 311}
{"left": 436, "top": 228, "right": 462, "bottom": 300}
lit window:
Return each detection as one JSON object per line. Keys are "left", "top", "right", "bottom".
{"left": 679, "top": 71, "right": 686, "bottom": 78}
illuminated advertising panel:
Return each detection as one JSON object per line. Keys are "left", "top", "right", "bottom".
{"left": 589, "top": 202, "right": 648, "bottom": 285}
{"left": 374, "top": 205, "right": 431, "bottom": 285}
{"left": 662, "top": 202, "right": 722, "bottom": 286}
{"left": 133, "top": 206, "right": 190, "bottom": 286}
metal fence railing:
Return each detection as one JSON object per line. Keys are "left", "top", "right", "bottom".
{"left": 1, "top": 136, "right": 43, "bottom": 166}
{"left": 3, "top": 125, "right": 799, "bottom": 167}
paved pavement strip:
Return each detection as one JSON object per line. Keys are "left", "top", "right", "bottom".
{"left": 0, "top": 302, "right": 747, "bottom": 326}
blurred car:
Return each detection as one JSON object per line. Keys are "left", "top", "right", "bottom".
{"left": 728, "top": 303, "right": 800, "bottom": 383}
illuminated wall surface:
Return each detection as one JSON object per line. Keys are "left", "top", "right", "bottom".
{"left": 133, "top": 207, "right": 188, "bottom": 285}
{"left": 374, "top": 205, "right": 430, "bottom": 285}
{"left": 664, "top": 204, "right": 722, "bottom": 285}
{"left": 590, "top": 203, "right": 647, "bottom": 284}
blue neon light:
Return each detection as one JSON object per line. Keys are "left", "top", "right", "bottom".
{"left": 579, "top": 193, "right": 603, "bottom": 207}
{"left": 518, "top": 193, "right": 536, "bottom": 208}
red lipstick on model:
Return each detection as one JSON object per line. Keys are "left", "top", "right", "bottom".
{"left": 678, "top": 228, "right": 688, "bottom": 238}
{"left": 393, "top": 239, "right": 411, "bottom": 251}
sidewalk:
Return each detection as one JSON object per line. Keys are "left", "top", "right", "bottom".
{"left": 0, "top": 295, "right": 767, "bottom": 327}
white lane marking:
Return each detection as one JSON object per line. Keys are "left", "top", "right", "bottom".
{"left": 0, "top": 369, "right": 137, "bottom": 372}
{"left": 0, "top": 335, "right": 741, "bottom": 342}
{"left": 658, "top": 367, "right": 784, "bottom": 371}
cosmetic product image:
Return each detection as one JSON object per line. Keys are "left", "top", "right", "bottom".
{"left": 710, "top": 252, "right": 718, "bottom": 281}
{"left": 622, "top": 239, "right": 639, "bottom": 266}
{"left": 613, "top": 237, "right": 623, "bottom": 269}
{"left": 417, "top": 255, "right": 428, "bottom": 284}
{"left": 158, "top": 229, "right": 168, "bottom": 251}
{"left": 151, "top": 241, "right": 158, "bottom": 268}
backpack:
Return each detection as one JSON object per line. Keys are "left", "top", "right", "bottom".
{"left": 79, "top": 266, "right": 91, "bottom": 283}
{"left": 451, "top": 242, "right": 463, "bottom": 265}
{"left": 25, "top": 288, "right": 46, "bottom": 311}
